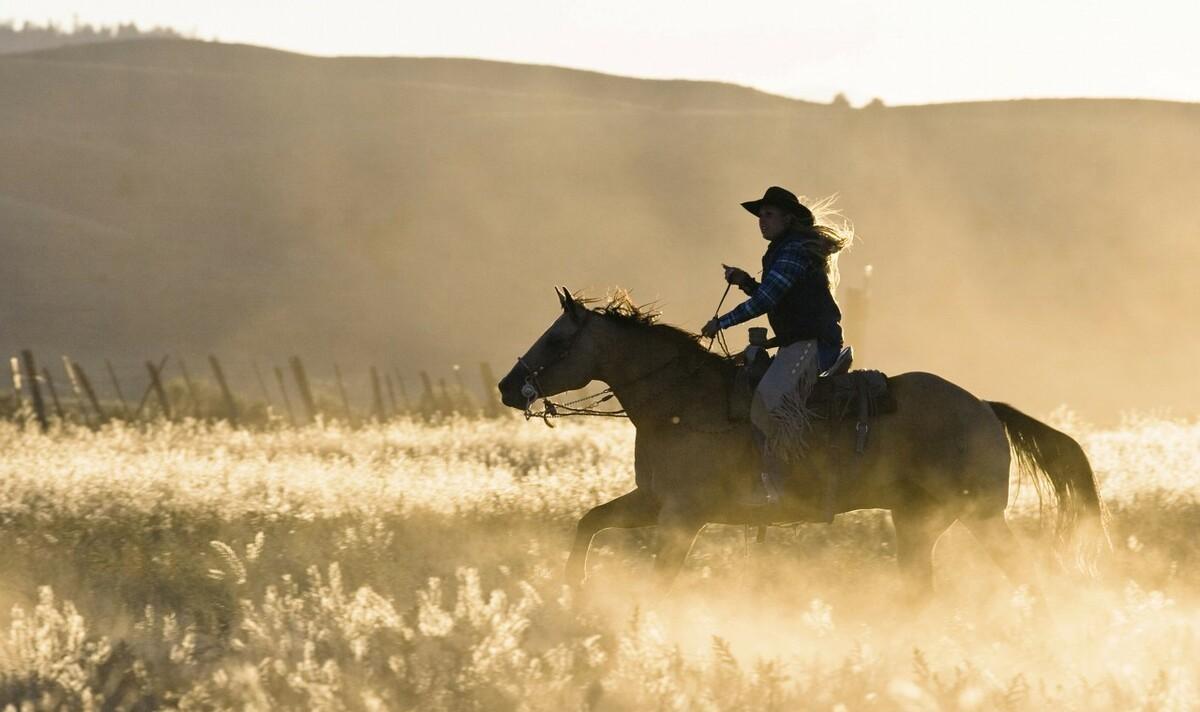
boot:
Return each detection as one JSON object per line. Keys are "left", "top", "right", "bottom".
{"left": 744, "top": 431, "right": 785, "bottom": 507}
{"left": 740, "top": 470, "right": 779, "bottom": 507}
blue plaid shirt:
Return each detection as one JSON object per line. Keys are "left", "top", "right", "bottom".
{"left": 718, "top": 239, "right": 810, "bottom": 330}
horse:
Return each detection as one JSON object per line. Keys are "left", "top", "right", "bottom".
{"left": 497, "top": 289, "right": 1108, "bottom": 599}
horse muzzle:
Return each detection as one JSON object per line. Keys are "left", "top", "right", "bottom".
{"left": 497, "top": 367, "right": 531, "bottom": 409}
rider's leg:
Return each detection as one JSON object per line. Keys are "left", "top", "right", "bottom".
{"left": 750, "top": 427, "right": 783, "bottom": 505}
{"left": 750, "top": 340, "right": 825, "bottom": 515}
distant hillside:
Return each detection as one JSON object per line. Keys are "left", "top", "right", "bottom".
{"left": 1, "top": 38, "right": 1198, "bottom": 418}
{"left": 0, "top": 20, "right": 184, "bottom": 55}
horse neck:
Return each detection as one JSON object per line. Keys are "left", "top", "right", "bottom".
{"left": 599, "top": 327, "right": 722, "bottom": 428}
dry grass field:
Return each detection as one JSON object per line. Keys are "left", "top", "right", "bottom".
{"left": 0, "top": 411, "right": 1198, "bottom": 710}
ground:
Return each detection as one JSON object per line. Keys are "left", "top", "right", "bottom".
{"left": 0, "top": 412, "right": 1197, "bottom": 710}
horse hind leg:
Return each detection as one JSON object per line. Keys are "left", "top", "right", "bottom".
{"left": 891, "top": 504, "right": 956, "bottom": 605}
{"left": 960, "top": 511, "right": 1042, "bottom": 596}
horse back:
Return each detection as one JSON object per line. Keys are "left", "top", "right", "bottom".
{"left": 814, "top": 371, "right": 1012, "bottom": 511}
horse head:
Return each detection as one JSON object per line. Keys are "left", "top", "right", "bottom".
{"left": 498, "top": 287, "right": 602, "bottom": 410}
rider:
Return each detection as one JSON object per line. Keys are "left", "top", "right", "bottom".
{"left": 701, "top": 186, "right": 852, "bottom": 515}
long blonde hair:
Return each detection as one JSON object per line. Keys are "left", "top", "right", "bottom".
{"left": 790, "top": 194, "right": 854, "bottom": 290}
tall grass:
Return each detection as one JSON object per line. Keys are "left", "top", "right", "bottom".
{"left": 0, "top": 414, "right": 1197, "bottom": 709}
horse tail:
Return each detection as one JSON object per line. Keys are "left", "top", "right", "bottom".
{"left": 986, "top": 401, "right": 1111, "bottom": 571}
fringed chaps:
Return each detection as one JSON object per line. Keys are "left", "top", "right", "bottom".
{"left": 750, "top": 340, "right": 819, "bottom": 464}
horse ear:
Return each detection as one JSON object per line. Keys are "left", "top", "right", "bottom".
{"left": 556, "top": 286, "right": 574, "bottom": 311}
{"left": 556, "top": 287, "right": 585, "bottom": 323}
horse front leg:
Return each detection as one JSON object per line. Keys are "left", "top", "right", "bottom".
{"left": 566, "top": 488, "right": 660, "bottom": 588}
{"left": 652, "top": 502, "right": 707, "bottom": 590}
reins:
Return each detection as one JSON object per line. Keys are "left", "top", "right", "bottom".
{"left": 522, "top": 357, "right": 679, "bottom": 426}
{"left": 521, "top": 348, "right": 684, "bottom": 426}
{"left": 706, "top": 283, "right": 733, "bottom": 357}
{"left": 519, "top": 286, "right": 736, "bottom": 428}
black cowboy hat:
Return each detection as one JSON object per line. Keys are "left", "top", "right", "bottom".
{"left": 741, "top": 186, "right": 814, "bottom": 224}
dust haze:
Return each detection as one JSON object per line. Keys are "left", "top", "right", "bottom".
{"left": 1, "top": 416, "right": 1198, "bottom": 707}
{"left": 1, "top": 38, "right": 1197, "bottom": 419}
{"left": 2, "top": 33, "right": 1200, "bottom": 709}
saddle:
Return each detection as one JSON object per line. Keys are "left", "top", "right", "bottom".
{"left": 729, "top": 346, "right": 897, "bottom": 454}
{"left": 810, "top": 368, "right": 896, "bottom": 454}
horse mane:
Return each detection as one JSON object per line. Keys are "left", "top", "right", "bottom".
{"left": 576, "top": 290, "right": 735, "bottom": 372}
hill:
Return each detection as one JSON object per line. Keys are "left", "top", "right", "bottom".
{"left": 1, "top": 38, "right": 1198, "bottom": 418}
{"left": 0, "top": 20, "right": 184, "bottom": 55}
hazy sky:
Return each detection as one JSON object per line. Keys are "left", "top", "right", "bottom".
{"left": 6, "top": 0, "right": 1199, "bottom": 105}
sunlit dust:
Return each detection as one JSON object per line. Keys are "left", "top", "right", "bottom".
{"left": 0, "top": 413, "right": 1197, "bottom": 708}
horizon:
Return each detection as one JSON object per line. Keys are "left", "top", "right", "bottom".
{"left": 4, "top": 0, "right": 1199, "bottom": 107}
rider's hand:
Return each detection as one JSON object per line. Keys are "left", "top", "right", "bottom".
{"left": 722, "top": 264, "right": 753, "bottom": 290}
{"left": 701, "top": 318, "right": 721, "bottom": 339}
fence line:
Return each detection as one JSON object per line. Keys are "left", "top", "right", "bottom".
{"left": 0, "top": 351, "right": 534, "bottom": 429}
{"left": 0, "top": 267, "right": 875, "bottom": 429}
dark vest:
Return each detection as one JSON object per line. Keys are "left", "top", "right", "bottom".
{"left": 763, "top": 234, "right": 843, "bottom": 348}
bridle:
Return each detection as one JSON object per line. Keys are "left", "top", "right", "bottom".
{"left": 513, "top": 309, "right": 683, "bottom": 427}
{"left": 514, "top": 311, "right": 593, "bottom": 416}
{"left": 514, "top": 284, "right": 740, "bottom": 430}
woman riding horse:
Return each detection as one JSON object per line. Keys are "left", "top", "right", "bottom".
{"left": 701, "top": 186, "right": 852, "bottom": 514}
{"left": 499, "top": 291, "right": 1107, "bottom": 599}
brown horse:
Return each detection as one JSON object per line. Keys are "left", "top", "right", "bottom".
{"left": 497, "top": 289, "right": 1108, "bottom": 598}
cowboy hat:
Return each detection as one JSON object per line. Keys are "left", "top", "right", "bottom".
{"left": 741, "top": 186, "right": 814, "bottom": 224}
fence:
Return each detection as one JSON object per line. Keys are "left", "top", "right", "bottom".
{"left": 2, "top": 352, "right": 521, "bottom": 430}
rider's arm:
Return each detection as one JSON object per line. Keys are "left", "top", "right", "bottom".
{"left": 717, "top": 241, "right": 808, "bottom": 330}
{"left": 736, "top": 275, "right": 759, "bottom": 296}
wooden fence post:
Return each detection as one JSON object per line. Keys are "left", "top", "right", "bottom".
{"left": 419, "top": 371, "right": 437, "bottom": 414}
{"left": 289, "top": 356, "right": 316, "bottom": 423}
{"left": 383, "top": 373, "right": 400, "bottom": 415}
{"left": 273, "top": 366, "right": 297, "bottom": 426}
{"left": 9, "top": 357, "right": 24, "bottom": 408}
{"left": 392, "top": 367, "right": 412, "bottom": 410}
{"left": 104, "top": 359, "right": 131, "bottom": 418}
{"left": 840, "top": 265, "right": 873, "bottom": 362}
{"left": 333, "top": 363, "right": 354, "bottom": 424}
{"left": 452, "top": 364, "right": 478, "bottom": 414}
{"left": 133, "top": 356, "right": 169, "bottom": 419}
{"left": 41, "top": 367, "right": 65, "bottom": 421}
{"left": 369, "top": 366, "right": 386, "bottom": 421}
{"left": 251, "top": 360, "right": 273, "bottom": 407}
{"left": 479, "top": 362, "right": 503, "bottom": 417}
{"left": 145, "top": 360, "right": 172, "bottom": 420}
{"left": 62, "top": 356, "right": 91, "bottom": 427}
{"left": 73, "top": 362, "right": 107, "bottom": 424}
{"left": 178, "top": 357, "right": 201, "bottom": 417}
{"left": 20, "top": 350, "right": 48, "bottom": 432}
{"left": 209, "top": 355, "right": 239, "bottom": 425}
